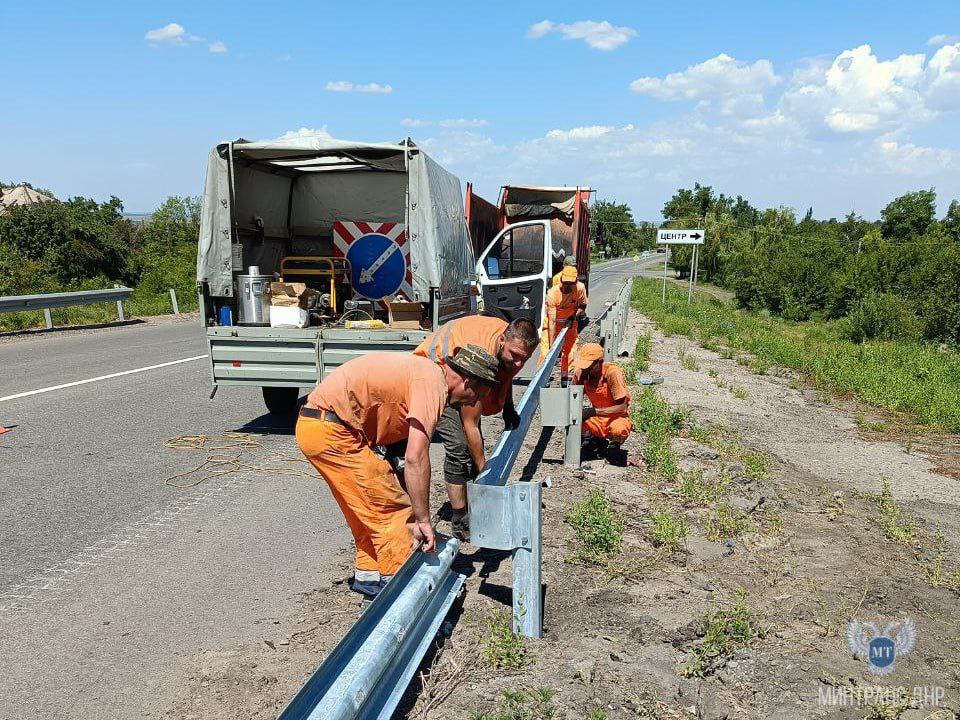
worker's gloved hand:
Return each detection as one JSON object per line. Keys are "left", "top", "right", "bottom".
{"left": 582, "top": 406, "right": 597, "bottom": 421}
{"left": 502, "top": 403, "right": 521, "bottom": 430}
{"left": 411, "top": 518, "right": 436, "bottom": 553}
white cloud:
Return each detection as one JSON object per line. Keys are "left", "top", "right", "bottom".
{"left": 401, "top": 118, "right": 431, "bottom": 127}
{"left": 275, "top": 127, "right": 334, "bottom": 143}
{"left": 209, "top": 41, "right": 227, "bottom": 54}
{"left": 630, "top": 54, "right": 780, "bottom": 102}
{"left": 546, "top": 125, "right": 617, "bottom": 140}
{"left": 928, "top": 34, "right": 960, "bottom": 46}
{"left": 874, "top": 137, "right": 960, "bottom": 174}
{"left": 527, "top": 19, "right": 636, "bottom": 51}
{"left": 145, "top": 23, "right": 188, "bottom": 45}
{"left": 925, "top": 42, "right": 960, "bottom": 110}
{"left": 326, "top": 81, "right": 393, "bottom": 94}
{"left": 780, "top": 44, "right": 932, "bottom": 136}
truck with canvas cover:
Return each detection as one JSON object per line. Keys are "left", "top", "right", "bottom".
{"left": 467, "top": 185, "right": 594, "bottom": 339}
{"left": 196, "top": 134, "right": 475, "bottom": 415}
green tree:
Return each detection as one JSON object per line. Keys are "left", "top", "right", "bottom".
{"left": 942, "top": 199, "right": 960, "bottom": 241}
{"left": 880, "top": 189, "right": 936, "bottom": 242}
{"left": 593, "top": 200, "right": 645, "bottom": 257}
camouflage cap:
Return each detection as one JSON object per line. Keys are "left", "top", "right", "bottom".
{"left": 445, "top": 344, "right": 500, "bottom": 384}
{"left": 563, "top": 255, "right": 577, "bottom": 266}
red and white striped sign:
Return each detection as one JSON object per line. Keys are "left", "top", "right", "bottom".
{"left": 332, "top": 221, "right": 413, "bottom": 306}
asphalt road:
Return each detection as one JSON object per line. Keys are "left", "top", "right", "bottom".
{"left": 0, "top": 257, "right": 656, "bottom": 720}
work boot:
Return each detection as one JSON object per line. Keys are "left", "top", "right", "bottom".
{"left": 605, "top": 441, "right": 628, "bottom": 466}
{"left": 580, "top": 435, "right": 607, "bottom": 460}
{"left": 451, "top": 509, "right": 470, "bottom": 542}
{"left": 350, "top": 576, "right": 383, "bottom": 598}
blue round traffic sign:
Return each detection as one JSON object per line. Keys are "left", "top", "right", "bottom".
{"left": 346, "top": 233, "right": 406, "bottom": 300}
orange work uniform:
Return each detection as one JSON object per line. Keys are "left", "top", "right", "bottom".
{"left": 296, "top": 353, "right": 447, "bottom": 578}
{"left": 540, "top": 281, "right": 588, "bottom": 376}
{"left": 413, "top": 315, "right": 513, "bottom": 416}
{"left": 582, "top": 362, "right": 633, "bottom": 443}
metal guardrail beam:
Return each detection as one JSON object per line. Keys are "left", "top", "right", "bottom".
{"left": 0, "top": 287, "right": 134, "bottom": 329}
{"left": 0, "top": 287, "right": 133, "bottom": 312}
{"left": 279, "top": 539, "right": 464, "bottom": 720}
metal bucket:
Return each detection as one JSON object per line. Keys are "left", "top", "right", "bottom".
{"left": 236, "top": 270, "right": 272, "bottom": 325}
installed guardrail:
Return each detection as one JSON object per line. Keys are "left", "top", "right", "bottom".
{"left": 598, "top": 280, "right": 631, "bottom": 361}
{"left": 278, "top": 329, "right": 568, "bottom": 720}
{"left": 0, "top": 287, "right": 133, "bottom": 329}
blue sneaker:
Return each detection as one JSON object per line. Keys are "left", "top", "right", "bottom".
{"left": 350, "top": 578, "right": 383, "bottom": 598}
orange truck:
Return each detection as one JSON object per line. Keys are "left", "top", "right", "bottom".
{"left": 466, "top": 184, "right": 595, "bottom": 332}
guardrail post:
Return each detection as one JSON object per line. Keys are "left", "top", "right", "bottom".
{"left": 564, "top": 386, "right": 583, "bottom": 468}
{"left": 114, "top": 285, "right": 126, "bottom": 321}
{"left": 43, "top": 309, "right": 53, "bottom": 330}
{"left": 169, "top": 288, "right": 180, "bottom": 316}
{"left": 512, "top": 479, "right": 542, "bottom": 638}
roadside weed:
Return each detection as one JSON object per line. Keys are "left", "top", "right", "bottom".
{"left": 624, "top": 332, "right": 653, "bottom": 383}
{"left": 471, "top": 686, "right": 555, "bottom": 720}
{"left": 678, "top": 346, "right": 700, "bottom": 371}
{"left": 704, "top": 502, "right": 749, "bottom": 541}
{"left": 732, "top": 385, "right": 749, "bottom": 400}
{"left": 742, "top": 451, "right": 769, "bottom": 480}
{"left": 565, "top": 489, "right": 624, "bottom": 564}
{"left": 649, "top": 507, "right": 688, "bottom": 550}
{"left": 926, "top": 526, "right": 960, "bottom": 588}
{"left": 681, "top": 590, "right": 763, "bottom": 678}
{"left": 481, "top": 609, "right": 527, "bottom": 670}
{"left": 873, "top": 479, "right": 917, "bottom": 545}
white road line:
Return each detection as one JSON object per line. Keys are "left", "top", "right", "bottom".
{"left": 0, "top": 354, "right": 208, "bottom": 402}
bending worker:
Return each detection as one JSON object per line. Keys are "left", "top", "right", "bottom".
{"left": 414, "top": 316, "right": 539, "bottom": 540}
{"left": 572, "top": 342, "right": 634, "bottom": 460}
{"left": 540, "top": 264, "right": 588, "bottom": 383}
{"left": 296, "top": 345, "right": 499, "bottom": 598}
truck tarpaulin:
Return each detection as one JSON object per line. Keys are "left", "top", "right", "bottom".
{"left": 197, "top": 136, "right": 474, "bottom": 302}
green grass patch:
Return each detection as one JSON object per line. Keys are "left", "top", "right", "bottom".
{"left": 481, "top": 608, "right": 528, "bottom": 670}
{"left": 742, "top": 450, "right": 769, "bottom": 480}
{"left": 624, "top": 331, "right": 652, "bottom": 383}
{"left": 704, "top": 502, "right": 750, "bottom": 541}
{"left": 471, "top": 687, "right": 555, "bottom": 720}
{"left": 678, "top": 346, "right": 700, "bottom": 371}
{"left": 873, "top": 479, "right": 917, "bottom": 545}
{"left": 926, "top": 525, "right": 960, "bottom": 588}
{"left": 631, "top": 278, "right": 960, "bottom": 432}
{"left": 565, "top": 488, "right": 624, "bottom": 564}
{"left": 631, "top": 388, "right": 688, "bottom": 480}
{"left": 681, "top": 590, "right": 764, "bottom": 678}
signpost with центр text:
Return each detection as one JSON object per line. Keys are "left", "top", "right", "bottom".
{"left": 656, "top": 228, "right": 705, "bottom": 304}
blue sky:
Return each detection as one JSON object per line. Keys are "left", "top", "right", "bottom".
{"left": 2, "top": 1, "right": 959, "bottom": 219}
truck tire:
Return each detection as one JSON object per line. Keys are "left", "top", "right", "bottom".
{"left": 262, "top": 386, "right": 300, "bottom": 416}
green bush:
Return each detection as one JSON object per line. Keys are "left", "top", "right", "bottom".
{"left": 839, "top": 293, "right": 922, "bottom": 343}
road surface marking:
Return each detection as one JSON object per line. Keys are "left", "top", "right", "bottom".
{"left": 0, "top": 354, "right": 208, "bottom": 402}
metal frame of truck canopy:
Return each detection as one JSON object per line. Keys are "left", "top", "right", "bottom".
{"left": 196, "top": 136, "right": 475, "bottom": 401}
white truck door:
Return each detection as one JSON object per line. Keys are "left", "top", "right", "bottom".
{"left": 475, "top": 220, "right": 552, "bottom": 333}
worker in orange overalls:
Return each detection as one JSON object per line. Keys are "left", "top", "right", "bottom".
{"left": 296, "top": 346, "right": 499, "bottom": 598}
{"left": 540, "top": 265, "right": 588, "bottom": 384}
{"left": 572, "top": 342, "right": 634, "bottom": 462}
{"left": 414, "top": 316, "right": 539, "bottom": 540}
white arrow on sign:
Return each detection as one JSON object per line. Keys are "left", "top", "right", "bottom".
{"left": 656, "top": 228, "right": 705, "bottom": 245}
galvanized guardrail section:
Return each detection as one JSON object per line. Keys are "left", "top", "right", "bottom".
{"left": 598, "top": 280, "right": 631, "bottom": 361}
{"left": 0, "top": 287, "right": 133, "bottom": 329}
{"left": 278, "top": 329, "right": 568, "bottom": 720}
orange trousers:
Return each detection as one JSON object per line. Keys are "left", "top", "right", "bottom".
{"left": 539, "top": 322, "right": 579, "bottom": 376}
{"left": 584, "top": 414, "right": 633, "bottom": 443}
{"left": 296, "top": 415, "right": 413, "bottom": 576}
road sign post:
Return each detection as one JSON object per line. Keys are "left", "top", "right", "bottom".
{"left": 656, "top": 228, "right": 705, "bottom": 305}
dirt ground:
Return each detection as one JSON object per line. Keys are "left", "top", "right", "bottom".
{"left": 166, "top": 308, "right": 960, "bottom": 720}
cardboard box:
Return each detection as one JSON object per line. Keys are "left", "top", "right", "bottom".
{"left": 269, "top": 305, "right": 309, "bottom": 328}
{"left": 269, "top": 282, "right": 317, "bottom": 308}
{"left": 387, "top": 301, "right": 422, "bottom": 329}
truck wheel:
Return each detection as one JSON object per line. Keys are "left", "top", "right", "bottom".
{"left": 262, "top": 386, "right": 300, "bottom": 416}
